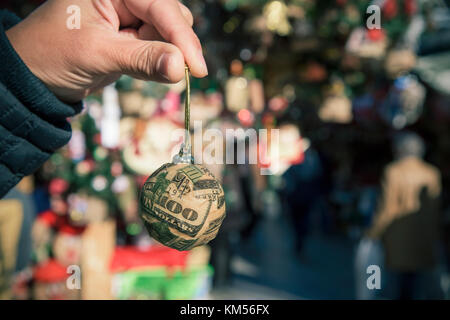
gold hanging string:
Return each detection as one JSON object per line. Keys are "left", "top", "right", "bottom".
{"left": 184, "top": 65, "right": 191, "bottom": 147}
{"left": 173, "top": 65, "right": 193, "bottom": 164}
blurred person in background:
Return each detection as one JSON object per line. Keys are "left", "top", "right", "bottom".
{"left": 279, "top": 131, "right": 327, "bottom": 260}
{"left": 367, "top": 131, "right": 444, "bottom": 299}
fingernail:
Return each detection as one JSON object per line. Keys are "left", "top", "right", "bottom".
{"left": 198, "top": 49, "right": 208, "bottom": 76}
{"left": 156, "top": 53, "right": 172, "bottom": 81}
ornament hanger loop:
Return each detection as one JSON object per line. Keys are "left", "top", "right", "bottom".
{"left": 173, "top": 65, "right": 193, "bottom": 164}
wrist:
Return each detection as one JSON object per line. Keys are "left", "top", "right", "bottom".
{"left": 6, "top": 24, "right": 58, "bottom": 99}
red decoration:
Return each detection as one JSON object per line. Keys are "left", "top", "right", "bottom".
{"left": 383, "top": 0, "right": 398, "bottom": 20}
{"left": 237, "top": 109, "right": 255, "bottom": 127}
{"left": 367, "top": 28, "right": 386, "bottom": 42}
{"left": 33, "top": 260, "right": 68, "bottom": 283}
{"left": 404, "top": 0, "right": 417, "bottom": 16}
{"left": 37, "top": 210, "right": 86, "bottom": 235}
{"left": 110, "top": 246, "right": 189, "bottom": 273}
{"left": 49, "top": 178, "right": 69, "bottom": 195}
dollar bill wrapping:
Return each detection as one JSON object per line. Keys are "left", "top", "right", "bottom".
{"left": 140, "top": 163, "right": 226, "bottom": 251}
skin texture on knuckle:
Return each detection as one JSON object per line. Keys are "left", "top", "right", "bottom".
{"left": 165, "top": 49, "right": 185, "bottom": 82}
{"left": 129, "top": 43, "right": 158, "bottom": 79}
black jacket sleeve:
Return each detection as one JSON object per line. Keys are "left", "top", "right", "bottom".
{"left": 0, "top": 10, "right": 82, "bottom": 198}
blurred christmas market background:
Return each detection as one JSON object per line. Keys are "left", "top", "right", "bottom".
{"left": 1, "top": 0, "right": 450, "bottom": 300}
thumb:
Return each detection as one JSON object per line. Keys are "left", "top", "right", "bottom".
{"left": 106, "top": 37, "right": 185, "bottom": 83}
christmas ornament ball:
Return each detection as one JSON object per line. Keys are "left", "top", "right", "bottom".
{"left": 140, "top": 163, "right": 226, "bottom": 251}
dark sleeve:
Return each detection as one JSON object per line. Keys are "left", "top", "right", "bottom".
{"left": 0, "top": 10, "right": 83, "bottom": 198}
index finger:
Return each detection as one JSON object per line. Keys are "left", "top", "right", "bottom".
{"left": 123, "top": 0, "right": 208, "bottom": 77}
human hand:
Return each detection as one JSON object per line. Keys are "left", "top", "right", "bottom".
{"left": 6, "top": 0, "right": 207, "bottom": 103}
